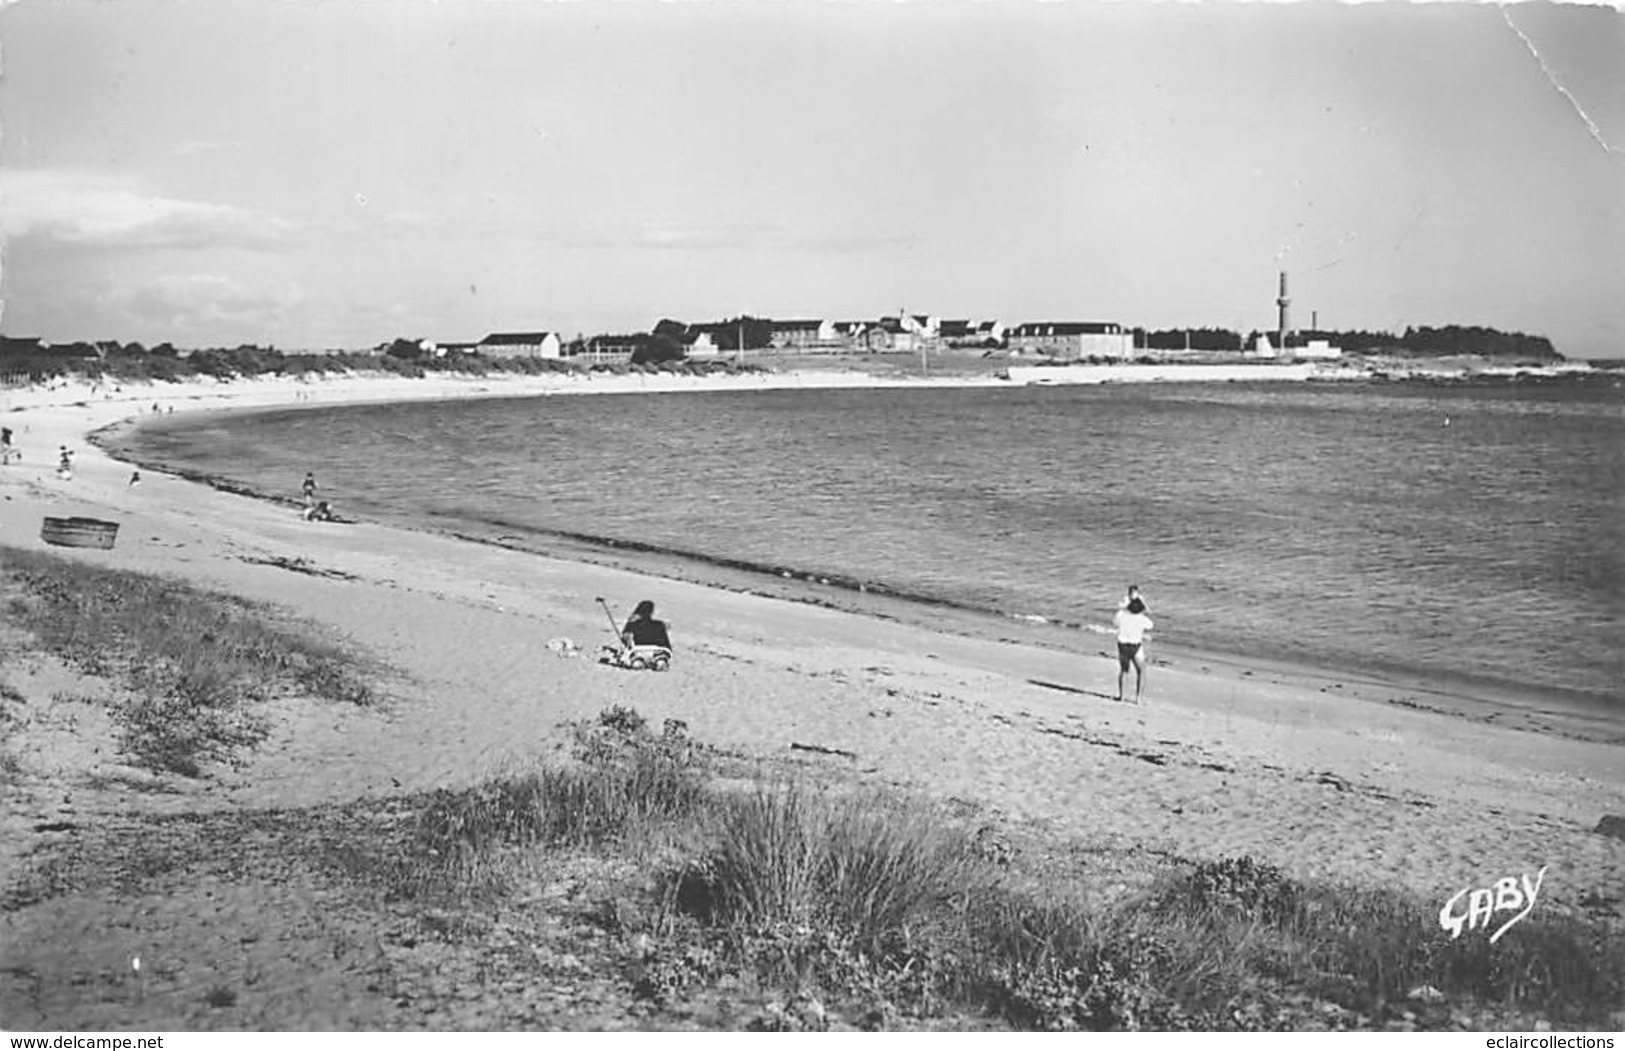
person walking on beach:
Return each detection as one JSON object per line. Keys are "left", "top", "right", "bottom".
{"left": 56, "top": 446, "right": 73, "bottom": 480}
{"left": 1113, "top": 596, "right": 1154, "bottom": 703}
{"left": 1, "top": 426, "right": 13, "bottom": 465}
{"left": 301, "top": 472, "right": 317, "bottom": 509}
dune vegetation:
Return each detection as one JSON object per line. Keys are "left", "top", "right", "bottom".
{"left": 368, "top": 707, "right": 1620, "bottom": 1031}
{"left": 1, "top": 551, "right": 1619, "bottom": 1030}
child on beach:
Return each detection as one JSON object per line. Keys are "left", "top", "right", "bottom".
{"left": 1, "top": 426, "right": 13, "bottom": 465}
{"left": 301, "top": 472, "right": 317, "bottom": 509}
{"left": 56, "top": 446, "right": 73, "bottom": 480}
{"left": 1113, "top": 597, "right": 1154, "bottom": 703}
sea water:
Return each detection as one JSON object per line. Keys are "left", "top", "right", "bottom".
{"left": 117, "top": 377, "right": 1625, "bottom": 707}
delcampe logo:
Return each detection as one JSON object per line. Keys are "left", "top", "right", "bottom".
{"left": 1439, "top": 866, "right": 1548, "bottom": 945}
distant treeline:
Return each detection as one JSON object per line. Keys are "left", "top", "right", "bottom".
{"left": 1387, "top": 325, "right": 1561, "bottom": 359}
{"left": 0, "top": 341, "right": 759, "bottom": 386}
{"left": 1134, "top": 325, "right": 1561, "bottom": 360}
{"left": 0, "top": 342, "right": 406, "bottom": 385}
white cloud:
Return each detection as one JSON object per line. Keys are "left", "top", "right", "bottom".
{"left": 0, "top": 169, "right": 292, "bottom": 251}
{"left": 101, "top": 274, "right": 296, "bottom": 330}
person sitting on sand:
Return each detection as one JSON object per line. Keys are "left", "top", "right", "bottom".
{"left": 620, "top": 600, "right": 672, "bottom": 650}
{"left": 303, "top": 499, "right": 335, "bottom": 522}
{"left": 1112, "top": 597, "right": 1154, "bottom": 703}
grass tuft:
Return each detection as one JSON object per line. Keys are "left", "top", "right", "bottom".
{"left": 684, "top": 786, "right": 986, "bottom": 955}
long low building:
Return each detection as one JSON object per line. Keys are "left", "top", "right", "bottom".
{"left": 1005, "top": 322, "right": 1134, "bottom": 360}
{"left": 479, "top": 332, "right": 563, "bottom": 359}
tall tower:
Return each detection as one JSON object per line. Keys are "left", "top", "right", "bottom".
{"left": 1276, "top": 271, "right": 1292, "bottom": 349}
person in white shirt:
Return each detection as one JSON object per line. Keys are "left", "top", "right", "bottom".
{"left": 1117, "top": 583, "right": 1148, "bottom": 612}
{"left": 1112, "top": 597, "right": 1154, "bottom": 703}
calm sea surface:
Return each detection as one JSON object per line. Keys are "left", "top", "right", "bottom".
{"left": 117, "top": 379, "right": 1625, "bottom": 706}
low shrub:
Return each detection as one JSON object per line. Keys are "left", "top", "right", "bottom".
{"left": 1135, "top": 856, "right": 1624, "bottom": 1024}
{"left": 1161, "top": 856, "right": 1302, "bottom": 924}
{"left": 379, "top": 355, "right": 424, "bottom": 378}
{"left": 1279, "top": 882, "right": 1619, "bottom": 1016}
{"left": 399, "top": 707, "right": 707, "bottom": 897}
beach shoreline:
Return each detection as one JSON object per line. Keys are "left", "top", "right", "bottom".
{"left": 3, "top": 364, "right": 1622, "bottom": 923}
{"left": 85, "top": 365, "right": 1622, "bottom": 739}
{"left": 10, "top": 362, "right": 1623, "bottom": 745}
{"left": 7, "top": 362, "right": 1620, "bottom": 735}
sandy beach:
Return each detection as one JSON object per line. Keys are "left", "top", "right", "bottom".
{"left": 2, "top": 367, "right": 1622, "bottom": 1028}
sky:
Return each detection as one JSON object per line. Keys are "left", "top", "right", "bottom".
{"left": 1, "top": 1, "right": 1622, "bottom": 357}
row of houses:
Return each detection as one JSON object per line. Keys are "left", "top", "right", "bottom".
{"left": 7, "top": 322, "right": 1337, "bottom": 367}
{"left": 432, "top": 316, "right": 1139, "bottom": 362}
